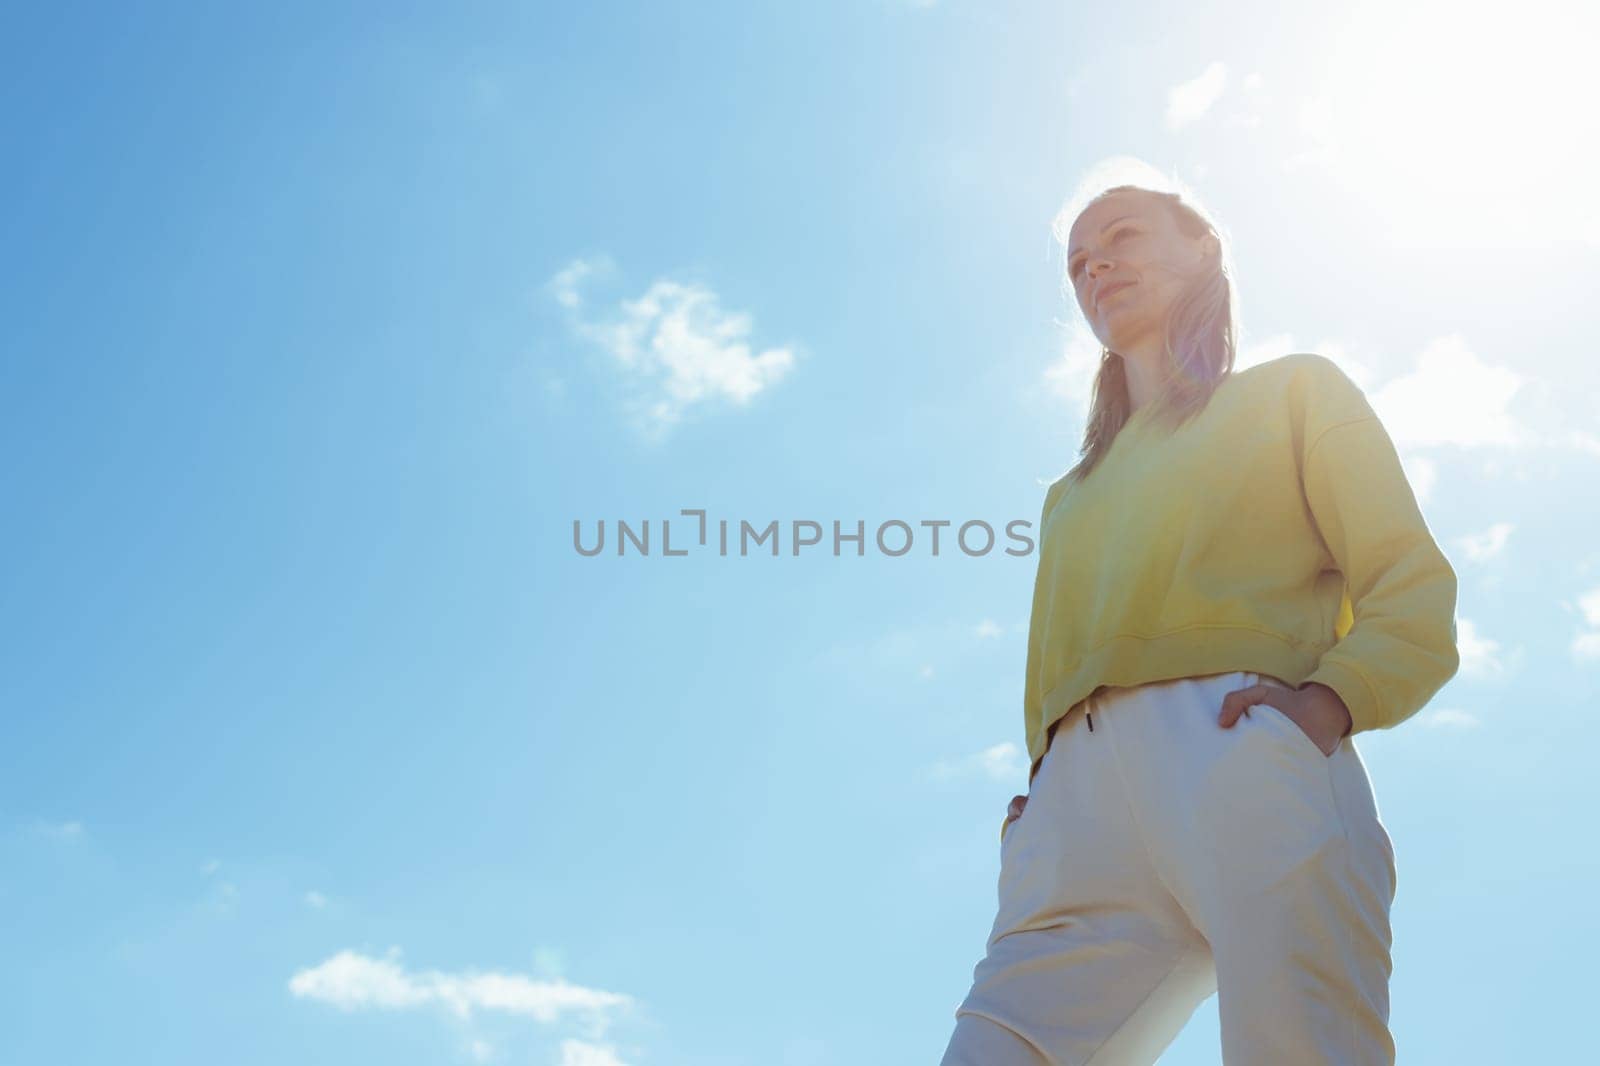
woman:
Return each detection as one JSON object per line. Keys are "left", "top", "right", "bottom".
{"left": 939, "top": 177, "right": 1460, "bottom": 1065}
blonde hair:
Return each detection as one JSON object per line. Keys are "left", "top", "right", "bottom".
{"left": 1050, "top": 161, "right": 1241, "bottom": 486}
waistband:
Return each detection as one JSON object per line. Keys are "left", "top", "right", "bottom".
{"left": 1041, "top": 670, "right": 1298, "bottom": 765}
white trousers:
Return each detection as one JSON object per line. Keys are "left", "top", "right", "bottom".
{"left": 941, "top": 670, "right": 1397, "bottom": 1065}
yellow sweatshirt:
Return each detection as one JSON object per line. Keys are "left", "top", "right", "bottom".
{"left": 1008, "top": 353, "right": 1459, "bottom": 837}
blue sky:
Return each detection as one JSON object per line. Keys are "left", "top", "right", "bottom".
{"left": 3, "top": 1, "right": 1598, "bottom": 1063}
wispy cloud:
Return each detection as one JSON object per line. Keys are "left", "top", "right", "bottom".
{"left": 927, "top": 741, "right": 1030, "bottom": 784}
{"left": 1166, "top": 62, "right": 1228, "bottom": 129}
{"left": 1399, "top": 453, "right": 1437, "bottom": 505}
{"left": 548, "top": 259, "right": 798, "bottom": 439}
{"left": 545, "top": 256, "right": 615, "bottom": 311}
{"left": 1456, "top": 616, "right": 1508, "bottom": 679}
{"left": 1566, "top": 430, "right": 1600, "bottom": 458}
{"left": 1570, "top": 586, "right": 1600, "bottom": 662}
{"left": 289, "top": 948, "right": 634, "bottom": 1033}
{"left": 1041, "top": 318, "right": 1104, "bottom": 413}
{"left": 31, "top": 819, "right": 83, "bottom": 840}
{"left": 1455, "top": 522, "right": 1514, "bottom": 563}
{"left": 1043, "top": 333, "right": 1568, "bottom": 502}
{"left": 559, "top": 1040, "right": 630, "bottom": 1066}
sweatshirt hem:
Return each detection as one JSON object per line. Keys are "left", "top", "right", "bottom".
{"left": 1027, "top": 626, "right": 1333, "bottom": 778}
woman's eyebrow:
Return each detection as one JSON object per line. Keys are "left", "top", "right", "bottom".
{"left": 1068, "top": 215, "right": 1137, "bottom": 260}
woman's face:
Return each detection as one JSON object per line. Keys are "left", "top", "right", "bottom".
{"left": 1065, "top": 192, "right": 1213, "bottom": 354}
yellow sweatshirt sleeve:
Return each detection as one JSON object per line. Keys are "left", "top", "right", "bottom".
{"left": 1298, "top": 362, "right": 1461, "bottom": 735}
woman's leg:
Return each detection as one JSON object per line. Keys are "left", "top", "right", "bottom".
{"left": 1210, "top": 721, "right": 1395, "bottom": 1064}
{"left": 940, "top": 700, "right": 1217, "bottom": 1065}
{"left": 1113, "top": 671, "right": 1398, "bottom": 1065}
{"left": 941, "top": 1013, "right": 1050, "bottom": 1066}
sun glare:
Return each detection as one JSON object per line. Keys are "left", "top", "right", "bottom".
{"left": 1299, "top": 0, "right": 1599, "bottom": 250}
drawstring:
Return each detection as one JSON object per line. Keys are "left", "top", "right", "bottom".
{"left": 1087, "top": 710, "right": 1094, "bottom": 731}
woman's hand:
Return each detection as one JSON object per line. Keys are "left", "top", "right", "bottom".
{"left": 1218, "top": 681, "right": 1353, "bottom": 757}
{"left": 1004, "top": 793, "right": 1028, "bottom": 831}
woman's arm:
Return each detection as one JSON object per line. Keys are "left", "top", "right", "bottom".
{"left": 1297, "top": 359, "right": 1461, "bottom": 735}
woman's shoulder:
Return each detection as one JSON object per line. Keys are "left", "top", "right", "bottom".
{"left": 1232, "top": 351, "right": 1378, "bottom": 437}
{"left": 1230, "top": 352, "right": 1367, "bottom": 406}
{"left": 1239, "top": 352, "right": 1365, "bottom": 393}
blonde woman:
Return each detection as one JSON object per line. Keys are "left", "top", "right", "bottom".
{"left": 939, "top": 173, "right": 1459, "bottom": 1065}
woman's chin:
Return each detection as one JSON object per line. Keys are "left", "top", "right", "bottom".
{"left": 1099, "top": 320, "right": 1149, "bottom": 350}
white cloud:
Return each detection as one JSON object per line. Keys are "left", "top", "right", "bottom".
{"left": 1039, "top": 332, "right": 1600, "bottom": 487}
{"left": 550, "top": 261, "right": 797, "bottom": 438}
{"left": 289, "top": 949, "right": 633, "bottom": 1029}
{"left": 33, "top": 820, "right": 82, "bottom": 839}
{"left": 468, "top": 1038, "right": 495, "bottom": 1062}
{"left": 1571, "top": 586, "right": 1600, "bottom": 662}
{"left": 1567, "top": 430, "right": 1600, "bottom": 457}
{"left": 1455, "top": 617, "right": 1505, "bottom": 679}
{"left": 291, "top": 951, "right": 429, "bottom": 1010}
{"left": 973, "top": 619, "right": 1003, "bottom": 639}
{"left": 559, "top": 1039, "right": 629, "bottom": 1066}
{"left": 1042, "top": 319, "right": 1104, "bottom": 411}
{"left": 1455, "top": 522, "right": 1514, "bottom": 563}
{"left": 1267, "top": 5, "right": 1600, "bottom": 247}
{"left": 1578, "top": 587, "right": 1600, "bottom": 628}
{"left": 1325, "top": 337, "right": 1598, "bottom": 467}
{"left": 545, "top": 257, "right": 615, "bottom": 310}
{"left": 1398, "top": 452, "right": 1437, "bottom": 504}
{"left": 1166, "top": 62, "right": 1228, "bottom": 129}
{"left": 927, "top": 742, "right": 1030, "bottom": 784}
{"left": 1367, "top": 335, "right": 1525, "bottom": 450}
{"left": 304, "top": 891, "right": 328, "bottom": 909}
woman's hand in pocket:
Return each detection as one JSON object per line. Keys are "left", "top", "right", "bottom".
{"left": 1218, "top": 679, "right": 1353, "bottom": 756}
{"left": 1005, "top": 793, "right": 1028, "bottom": 830}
